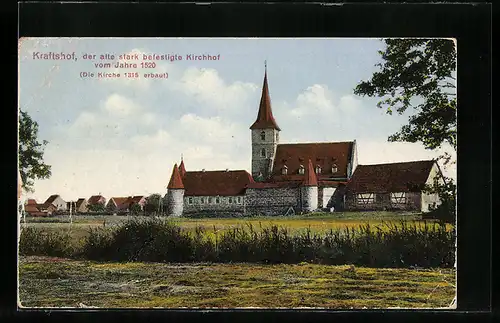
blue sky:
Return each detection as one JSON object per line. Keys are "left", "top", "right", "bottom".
{"left": 18, "top": 38, "right": 456, "bottom": 202}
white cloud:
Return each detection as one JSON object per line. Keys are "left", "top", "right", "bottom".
{"left": 170, "top": 67, "right": 258, "bottom": 112}
{"left": 178, "top": 113, "right": 245, "bottom": 144}
{"left": 102, "top": 93, "right": 141, "bottom": 116}
{"left": 288, "top": 84, "right": 361, "bottom": 118}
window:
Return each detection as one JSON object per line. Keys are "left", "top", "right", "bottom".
{"left": 315, "top": 165, "right": 322, "bottom": 174}
{"left": 260, "top": 131, "right": 266, "bottom": 141}
{"left": 188, "top": 197, "right": 193, "bottom": 205}
{"left": 281, "top": 165, "right": 288, "bottom": 175}
{"left": 216, "top": 197, "right": 220, "bottom": 204}
{"left": 276, "top": 133, "right": 279, "bottom": 141}
{"left": 201, "top": 197, "right": 205, "bottom": 204}
{"left": 298, "top": 165, "right": 305, "bottom": 175}
{"left": 391, "top": 192, "right": 407, "bottom": 204}
{"left": 229, "top": 197, "right": 233, "bottom": 204}
{"left": 357, "top": 193, "right": 375, "bottom": 205}
{"left": 331, "top": 164, "right": 338, "bottom": 174}
{"left": 208, "top": 197, "right": 213, "bottom": 204}
{"left": 237, "top": 197, "right": 242, "bottom": 204}
{"left": 260, "top": 148, "right": 266, "bottom": 157}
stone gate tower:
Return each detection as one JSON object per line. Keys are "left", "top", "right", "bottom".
{"left": 250, "top": 64, "right": 281, "bottom": 181}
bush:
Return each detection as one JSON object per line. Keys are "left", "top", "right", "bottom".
{"left": 19, "top": 219, "right": 456, "bottom": 268}
{"left": 19, "top": 227, "right": 74, "bottom": 258}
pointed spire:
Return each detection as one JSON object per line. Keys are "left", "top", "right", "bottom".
{"left": 167, "top": 163, "right": 184, "bottom": 189}
{"left": 179, "top": 159, "right": 186, "bottom": 177}
{"left": 303, "top": 159, "right": 318, "bottom": 187}
{"left": 250, "top": 62, "right": 281, "bottom": 131}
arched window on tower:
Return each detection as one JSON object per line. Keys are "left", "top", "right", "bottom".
{"left": 331, "top": 164, "right": 338, "bottom": 174}
{"left": 260, "top": 131, "right": 266, "bottom": 141}
{"left": 281, "top": 165, "right": 288, "bottom": 175}
{"left": 260, "top": 148, "right": 266, "bottom": 157}
{"left": 315, "top": 165, "right": 322, "bottom": 174}
{"left": 298, "top": 165, "right": 305, "bottom": 175}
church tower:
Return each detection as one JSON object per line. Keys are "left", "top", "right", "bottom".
{"left": 250, "top": 63, "right": 281, "bottom": 181}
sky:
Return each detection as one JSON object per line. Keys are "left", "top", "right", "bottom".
{"left": 18, "top": 38, "right": 456, "bottom": 202}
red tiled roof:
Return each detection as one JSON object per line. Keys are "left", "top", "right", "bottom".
{"left": 26, "top": 199, "right": 37, "bottom": 205}
{"left": 346, "top": 160, "right": 436, "bottom": 193}
{"left": 303, "top": 159, "right": 318, "bottom": 186}
{"left": 44, "top": 194, "right": 60, "bottom": 205}
{"left": 249, "top": 70, "right": 281, "bottom": 131}
{"left": 246, "top": 181, "right": 301, "bottom": 189}
{"left": 271, "top": 142, "right": 354, "bottom": 181}
{"left": 129, "top": 196, "right": 145, "bottom": 204}
{"left": 109, "top": 197, "right": 130, "bottom": 210}
{"left": 183, "top": 170, "right": 254, "bottom": 196}
{"left": 179, "top": 160, "right": 187, "bottom": 177}
{"left": 88, "top": 195, "right": 105, "bottom": 205}
{"left": 167, "top": 163, "right": 184, "bottom": 189}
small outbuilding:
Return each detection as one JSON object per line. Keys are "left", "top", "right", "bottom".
{"left": 344, "top": 160, "right": 445, "bottom": 213}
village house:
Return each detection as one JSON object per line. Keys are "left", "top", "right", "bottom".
{"left": 162, "top": 67, "right": 445, "bottom": 217}
{"left": 75, "top": 198, "right": 88, "bottom": 213}
{"left": 65, "top": 198, "right": 88, "bottom": 213}
{"left": 24, "top": 199, "right": 57, "bottom": 217}
{"left": 106, "top": 196, "right": 146, "bottom": 214}
{"left": 86, "top": 194, "right": 106, "bottom": 211}
{"left": 43, "top": 194, "right": 67, "bottom": 212}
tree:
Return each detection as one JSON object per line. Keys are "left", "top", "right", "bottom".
{"left": 144, "top": 193, "right": 163, "bottom": 215}
{"left": 354, "top": 39, "right": 457, "bottom": 220}
{"left": 129, "top": 203, "right": 142, "bottom": 215}
{"left": 88, "top": 203, "right": 106, "bottom": 213}
{"left": 18, "top": 110, "right": 52, "bottom": 192}
{"left": 424, "top": 177, "right": 457, "bottom": 224}
{"left": 354, "top": 39, "right": 457, "bottom": 153}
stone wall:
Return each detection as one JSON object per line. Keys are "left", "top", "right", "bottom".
{"left": 183, "top": 195, "right": 245, "bottom": 215}
{"left": 245, "top": 187, "right": 300, "bottom": 216}
{"left": 344, "top": 191, "right": 422, "bottom": 211}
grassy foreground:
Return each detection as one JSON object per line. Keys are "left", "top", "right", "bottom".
{"left": 18, "top": 256, "right": 456, "bottom": 309}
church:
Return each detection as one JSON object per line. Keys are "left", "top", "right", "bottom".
{"left": 164, "top": 68, "right": 444, "bottom": 217}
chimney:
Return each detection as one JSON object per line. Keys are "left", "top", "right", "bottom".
{"left": 225, "top": 169, "right": 229, "bottom": 172}
{"left": 202, "top": 169, "right": 205, "bottom": 172}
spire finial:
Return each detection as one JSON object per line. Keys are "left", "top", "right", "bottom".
{"left": 264, "top": 60, "right": 267, "bottom": 73}
{"left": 181, "top": 153, "right": 183, "bottom": 161}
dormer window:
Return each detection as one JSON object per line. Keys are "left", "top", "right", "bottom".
{"left": 315, "top": 165, "right": 322, "bottom": 174}
{"left": 260, "top": 131, "right": 266, "bottom": 141}
{"left": 332, "top": 164, "right": 338, "bottom": 174}
{"left": 298, "top": 165, "right": 305, "bottom": 175}
{"left": 260, "top": 148, "right": 266, "bottom": 157}
{"left": 281, "top": 165, "right": 288, "bottom": 175}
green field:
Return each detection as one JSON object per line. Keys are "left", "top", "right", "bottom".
{"left": 18, "top": 255, "right": 456, "bottom": 309}
{"left": 20, "top": 212, "right": 452, "bottom": 242}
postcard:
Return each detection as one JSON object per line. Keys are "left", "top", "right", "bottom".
{"left": 17, "top": 37, "right": 457, "bottom": 309}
